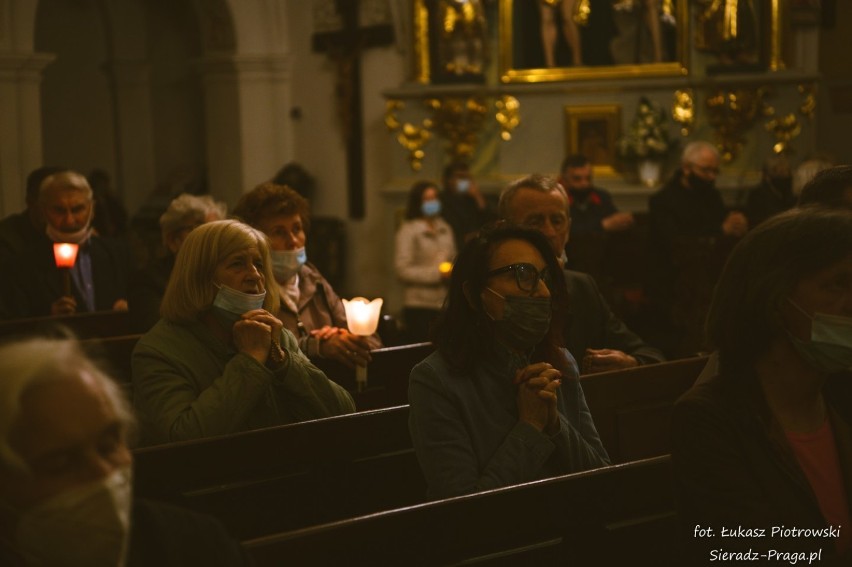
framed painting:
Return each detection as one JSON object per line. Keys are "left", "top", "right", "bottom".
{"left": 564, "top": 105, "right": 621, "bottom": 176}
{"left": 499, "top": 0, "right": 689, "bottom": 83}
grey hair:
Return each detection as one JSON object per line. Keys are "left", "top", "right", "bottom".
{"left": 681, "top": 141, "right": 720, "bottom": 165}
{"left": 498, "top": 174, "right": 568, "bottom": 220}
{"left": 0, "top": 338, "right": 134, "bottom": 472}
{"left": 38, "top": 171, "right": 93, "bottom": 202}
{"left": 159, "top": 193, "right": 228, "bottom": 244}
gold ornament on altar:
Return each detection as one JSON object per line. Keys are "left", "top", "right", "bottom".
{"left": 705, "top": 87, "right": 771, "bottom": 162}
{"left": 765, "top": 113, "right": 800, "bottom": 155}
{"left": 385, "top": 100, "right": 433, "bottom": 171}
{"left": 671, "top": 89, "right": 695, "bottom": 137}
{"left": 384, "top": 95, "right": 522, "bottom": 170}
{"left": 695, "top": 0, "right": 760, "bottom": 66}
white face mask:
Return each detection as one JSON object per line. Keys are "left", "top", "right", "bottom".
{"left": 212, "top": 283, "right": 267, "bottom": 326}
{"left": 270, "top": 247, "right": 307, "bottom": 282}
{"left": 46, "top": 220, "right": 93, "bottom": 245}
{"left": 787, "top": 299, "right": 852, "bottom": 373}
{"left": 15, "top": 466, "right": 133, "bottom": 567}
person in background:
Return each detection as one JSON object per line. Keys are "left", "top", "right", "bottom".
{"left": 646, "top": 141, "right": 748, "bottom": 357}
{"left": 0, "top": 336, "right": 249, "bottom": 566}
{"left": 0, "top": 166, "right": 65, "bottom": 266}
{"left": 798, "top": 165, "right": 852, "bottom": 209}
{"left": 672, "top": 207, "right": 851, "bottom": 563}
{"left": 745, "top": 153, "right": 795, "bottom": 227}
{"left": 499, "top": 174, "right": 664, "bottom": 373}
{"left": 128, "top": 193, "right": 227, "bottom": 332}
{"left": 440, "top": 161, "right": 496, "bottom": 251}
{"left": 234, "top": 182, "right": 381, "bottom": 369}
{"left": 409, "top": 225, "right": 609, "bottom": 499}
{"left": 394, "top": 180, "right": 456, "bottom": 343}
{"left": 2, "top": 170, "right": 128, "bottom": 318}
{"left": 131, "top": 220, "right": 354, "bottom": 446}
{"left": 560, "top": 154, "right": 634, "bottom": 237}
{"left": 793, "top": 156, "right": 834, "bottom": 198}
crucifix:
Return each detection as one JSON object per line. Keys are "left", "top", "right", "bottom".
{"left": 312, "top": 0, "right": 394, "bottom": 219}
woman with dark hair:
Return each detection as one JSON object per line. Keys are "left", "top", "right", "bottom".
{"left": 408, "top": 225, "right": 609, "bottom": 499}
{"left": 394, "top": 180, "right": 456, "bottom": 342}
{"left": 673, "top": 207, "right": 852, "bottom": 562}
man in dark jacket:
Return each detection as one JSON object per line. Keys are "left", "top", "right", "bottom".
{"left": 1, "top": 170, "right": 128, "bottom": 319}
{"left": 499, "top": 173, "right": 664, "bottom": 373}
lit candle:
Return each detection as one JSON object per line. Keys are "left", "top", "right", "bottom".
{"left": 53, "top": 243, "right": 79, "bottom": 268}
{"left": 438, "top": 261, "right": 452, "bottom": 276}
{"left": 342, "top": 297, "right": 383, "bottom": 391}
{"left": 342, "top": 297, "right": 383, "bottom": 336}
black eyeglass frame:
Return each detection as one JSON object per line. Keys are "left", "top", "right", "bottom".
{"left": 485, "top": 262, "right": 551, "bottom": 293}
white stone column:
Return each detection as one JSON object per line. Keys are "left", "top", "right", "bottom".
{"left": 197, "top": 54, "right": 292, "bottom": 205}
{"left": 0, "top": 52, "right": 53, "bottom": 216}
{"left": 103, "top": 59, "right": 156, "bottom": 215}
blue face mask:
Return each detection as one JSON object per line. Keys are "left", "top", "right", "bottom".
{"left": 212, "top": 283, "right": 266, "bottom": 327}
{"left": 455, "top": 178, "right": 471, "bottom": 194}
{"left": 421, "top": 199, "right": 442, "bottom": 217}
{"left": 270, "top": 247, "right": 307, "bottom": 282}
{"left": 787, "top": 299, "right": 852, "bottom": 374}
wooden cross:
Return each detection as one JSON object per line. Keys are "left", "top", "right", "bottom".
{"left": 312, "top": 0, "right": 394, "bottom": 219}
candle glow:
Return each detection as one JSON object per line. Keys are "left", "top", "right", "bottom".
{"left": 53, "top": 243, "right": 79, "bottom": 268}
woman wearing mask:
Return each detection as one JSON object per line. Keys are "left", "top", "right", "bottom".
{"left": 673, "top": 207, "right": 852, "bottom": 562}
{"left": 394, "top": 180, "right": 456, "bottom": 342}
{"left": 233, "top": 183, "right": 381, "bottom": 369}
{"left": 408, "top": 225, "right": 610, "bottom": 499}
{"left": 131, "top": 220, "right": 354, "bottom": 446}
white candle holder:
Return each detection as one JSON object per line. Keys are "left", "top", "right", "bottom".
{"left": 342, "top": 297, "right": 383, "bottom": 391}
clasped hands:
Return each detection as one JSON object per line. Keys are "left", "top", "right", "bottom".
{"left": 310, "top": 325, "right": 372, "bottom": 369}
{"left": 514, "top": 362, "right": 562, "bottom": 435}
{"left": 233, "top": 309, "right": 286, "bottom": 367}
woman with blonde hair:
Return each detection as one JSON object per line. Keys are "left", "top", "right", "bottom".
{"left": 131, "top": 219, "right": 354, "bottom": 446}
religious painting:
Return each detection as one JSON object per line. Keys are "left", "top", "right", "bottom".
{"left": 564, "top": 105, "right": 621, "bottom": 176}
{"left": 413, "top": 0, "right": 491, "bottom": 84}
{"left": 499, "top": 0, "right": 689, "bottom": 83}
{"left": 694, "top": 0, "right": 785, "bottom": 73}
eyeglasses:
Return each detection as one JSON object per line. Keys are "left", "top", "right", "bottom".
{"left": 486, "top": 263, "right": 551, "bottom": 293}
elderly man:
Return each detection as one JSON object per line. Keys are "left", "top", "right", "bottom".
{"left": 0, "top": 166, "right": 66, "bottom": 265}
{"left": 646, "top": 141, "right": 748, "bottom": 356}
{"left": 128, "top": 193, "right": 227, "bottom": 332}
{"left": 2, "top": 170, "right": 128, "bottom": 318}
{"left": 0, "top": 337, "right": 248, "bottom": 566}
{"left": 499, "top": 174, "right": 665, "bottom": 374}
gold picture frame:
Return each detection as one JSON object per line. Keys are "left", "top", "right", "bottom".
{"left": 564, "top": 105, "right": 621, "bottom": 177}
{"left": 499, "top": 0, "right": 689, "bottom": 83}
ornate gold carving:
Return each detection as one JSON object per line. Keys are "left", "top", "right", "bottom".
{"left": 495, "top": 95, "right": 521, "bottom": 141}
{"left": 671, "top": 89, "right": 695, "bottom": 137}
{"left": 798, "top": 83, "right": 817, "bottom": 119}
{"left": 769, "top": 0, "right": 785, "bottom": 71}
{"left": 413, "top": 0, "right": 431, "bottom": 84}
{"left": 765, "top": 113, "right": 800, "bottom": 155}
{"left": 705, "top": 87, "right": 772, "bottom": 162}
{"left": 385, "top": 100, "right": 433, "bottom": 171}
{"left": 385, "top": 95, "right": 521, "bottom": 170}
{"left": 427, "top": 96, "right": 488, "bottom": 162}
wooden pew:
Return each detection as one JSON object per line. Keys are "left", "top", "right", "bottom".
{"left": 312, "top": 341, "right": 434, "bottom": 410}
{"left": 80, "top": 333, "right": 142, "bottom": 387}
{"left": 131, "top": 355, "right": 705, "bottom": 541}
{"left": 243, "top": 455, "right": 677, "bottom": 567}
{"left": 583, "top": 355, "right": 707, "bottom": 464}
{"left": 0, "top": 309, "right": 132, "bottom": 340}
{"left": 132, "top": 406, "right": 425, "bottom": 540}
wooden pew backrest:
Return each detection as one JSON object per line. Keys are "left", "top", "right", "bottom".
{"left": 582, "top": 355, "right": 708, "bottom": 463}
{"left": 0, "top": 309, "right": 132, "bottom": 340}
{"left": 244, "top": 455, "right": 676, "bottom": 567}
{"left": 133, "top": 405, "right": 425, "bottom": 538}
